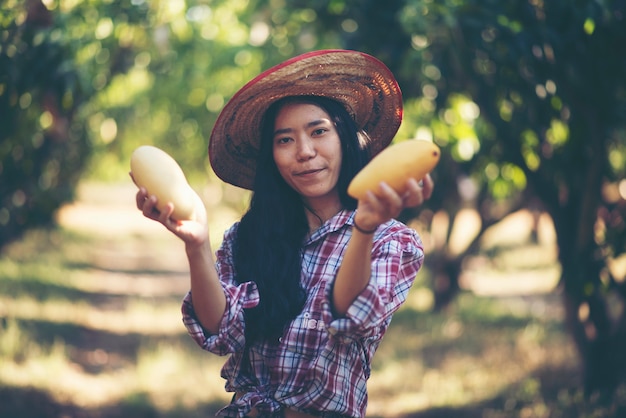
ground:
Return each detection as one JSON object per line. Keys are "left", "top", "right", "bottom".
{"left": 1, "top": 181, "right": 624, "bottom": 417}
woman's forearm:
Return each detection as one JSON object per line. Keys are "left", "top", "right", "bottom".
{"left": 332, "top": 229, "right": 374, "bottom": 316}
{"left": 186, "top": 241, "right": 227, "bottom": 334}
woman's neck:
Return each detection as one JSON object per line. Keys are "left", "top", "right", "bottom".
{"left": 303, "top": 195, "right": 343, "bottom": 232}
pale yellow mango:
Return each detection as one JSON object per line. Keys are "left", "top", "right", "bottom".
{"left": 130, "top": 145, "right": 195, "bottom": 220}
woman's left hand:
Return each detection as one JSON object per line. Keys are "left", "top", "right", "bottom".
{"left": 354, "top": 173, "right": 434, "bottom": 231}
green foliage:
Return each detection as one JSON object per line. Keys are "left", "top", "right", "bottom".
{"left": 0, "top": 2, "right": 92, "bottom": 249}
{"left": 1, "top": 0, "right": 245, "bottom": 248}
{"left": 394, "top": 0, "right": 626, "bottom": 398}
{"left": 398, "top": 0, "right": 626, "bottom": 193}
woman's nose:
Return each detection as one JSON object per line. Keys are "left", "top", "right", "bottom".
{"left": 296, "top": 137, "right": 316, "bottom": 160}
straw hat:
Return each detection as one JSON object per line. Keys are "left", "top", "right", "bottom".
{"left": 208, "top": 49, "right": 403, "bottom": 190}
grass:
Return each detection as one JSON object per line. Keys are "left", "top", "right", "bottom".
{"left": 0, "top": 228, "right": 229, "bottom": 417}
{"left": 1, "top": 183, "right": 625, "bottom": 417}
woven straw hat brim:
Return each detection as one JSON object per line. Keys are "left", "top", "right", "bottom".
{"left": 208, "top": 49, "right": 403, "bottom": 190}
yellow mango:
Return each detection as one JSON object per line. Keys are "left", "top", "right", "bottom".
{"left": 348, "top": 140, "right": 440, "bottom": 199}
{"left": 130, "top": 145, "right": 195, "bottom": 220}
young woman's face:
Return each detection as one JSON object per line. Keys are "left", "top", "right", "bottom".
{"left": 272, "top": 101, "right": 343, "bottom": 203}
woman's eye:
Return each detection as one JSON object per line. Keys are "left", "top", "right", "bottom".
{"left": 312, "top": 128, "right": 327, "bottom": 136}
{"left": 276, "top": 136, "right": 291, "bottom": 144}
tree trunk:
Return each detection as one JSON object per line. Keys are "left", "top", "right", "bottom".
{"left": 552, "top": 118, "right": 626, "bottom": 400}
{"left": 560, "top": 252, "right": 626, "bottom": 401}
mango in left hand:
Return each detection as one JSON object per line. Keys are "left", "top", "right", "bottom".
{"left": 348, "top": 139, "right": 440, "bottom": 200}
{"left": 130, "top": 145, "right": 195, "bottom": 220}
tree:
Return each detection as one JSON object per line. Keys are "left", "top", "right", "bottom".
{"left": 0, "top": 0, "right": 150, "bottom": 249}
{"left": 1, "top": 0, "right": 262, "bottom": 249}
{"left": 1, "top": 1, "right": 86, "bottom": 249}
{"left": 400, "top": 0, "right": 626, "bottom": 401}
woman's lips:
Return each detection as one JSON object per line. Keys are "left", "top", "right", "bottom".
{"left": 295, "top": 168, "right": 324, "bottom": 177}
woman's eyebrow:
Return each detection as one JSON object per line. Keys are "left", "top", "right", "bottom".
{"left": 273, "top": 127, "right": 293, "bottom": 136}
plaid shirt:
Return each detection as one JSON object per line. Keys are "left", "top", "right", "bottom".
{"left": 182, "top": 210, "right": 424, "bottom": 417}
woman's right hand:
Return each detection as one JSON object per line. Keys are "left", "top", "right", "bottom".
{"left": 135, "top": 185, "right": 209, "bottom": 248}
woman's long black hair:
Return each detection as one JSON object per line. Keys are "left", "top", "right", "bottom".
{"left": 233, "top": 96, "right": 372, "bottom": 344}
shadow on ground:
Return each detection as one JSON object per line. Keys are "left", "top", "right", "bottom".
{"left": 397, "top": 365, "right": 626, "bottom": 418}
{"left": 3, "top": 364, "right": 625, "bottom": 418}
{"left": 0, "top": 385, "right": 224, "bottom": 418}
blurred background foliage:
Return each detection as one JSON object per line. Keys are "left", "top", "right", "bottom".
{"left": 1, "top": 0, "right": 626, "bottom": 411}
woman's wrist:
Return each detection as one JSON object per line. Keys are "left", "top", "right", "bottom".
{"left": 185, "top": 239, "right": 210, "bottom": 257}
{"left": 353, "top": 219, "right": 378, "bottom": 234}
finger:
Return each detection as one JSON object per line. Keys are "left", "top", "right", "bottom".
{"left": 135, "top": 187, "right": 148, "bottom": 210}
{"left": 378, "top": 182, "right": 403, "bottom": 206}
{"left": 402, "top": 178, "right": 425, "bottom": 207}
{"left": 421, "top": 174, "right": 434, "bottom": 200}
{"left": 404, "top": 194, "right": 424, "bottom": 209}
{"left": 158, "top": 202, "right": 177, "bottom": 228}
{"left": 358, "top": 189, "right": 380, "bottom": 213}
{"left": 404, "top": 178, "right": 421, "bottom": 196}
{"left": 376, "top": 182, "right": 406, "bottom": 218}
{"left": 357, "top": 190, "right": 384, "bottom": 220}
{"left": 142, "top": 194, "right": 161, "bottom": 219}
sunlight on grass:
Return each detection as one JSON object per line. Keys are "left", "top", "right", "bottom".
{"left": 0, "top": 227, "right": 232, "bottom": 415}
{"left": 0, "top": 336, "right": 229, "bottom": 410}
{"left": 0, "top": 319, "right": 32, "bottom": 360}
{"left": 1, "top": 296, "right": 184, "bottom": 334}
{"left": 135, "top": 342, "right": 229, "bottom": 410}
{"left": 1, "top": 344, "right": 134, "bottom": 406}
{"left": 366, "top": 292, "right": 577, "bottom": 417}
{"left": 1, "top": 306, "right": 229, "bottom": 413}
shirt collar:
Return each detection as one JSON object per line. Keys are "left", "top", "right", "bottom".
{"left": 305, "top": 209, "right": 354, "bottom": 244}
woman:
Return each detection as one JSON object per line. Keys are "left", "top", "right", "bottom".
{"left": 136, "top": 50, "right": 434, "bottom": 418}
